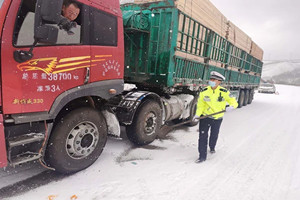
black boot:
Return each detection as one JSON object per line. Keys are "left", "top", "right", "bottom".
{"left": 195, "top": 157, "right": 206, "bottom": 163}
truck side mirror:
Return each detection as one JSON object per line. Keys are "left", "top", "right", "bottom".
{"left": 14, "top": 24, "right": 59, "bottom": 63}
{"left": 14, "top": 0, "right": 74, "bottom": 63}
{"left": 38, "top": 0, "right": 64, "bottom": 23}
{"left": 34, "top": 25, "right": 58, "bottom": 44}
{"left": 34, "top": 0, "right": 64, "bottom": 43}
{"left": 34, "top": 0, "right": 76, "bottom": 43}
{"left": 14, "top": 0, "right": 64, "bottom": 63}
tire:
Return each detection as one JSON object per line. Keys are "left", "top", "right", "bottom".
{"left": 238, "top": 90, "right": 245, "bottom": 108}
{"left": 126, "top": 100, "right": 162, "bottom": 145}
{"left": 248, "top": 89, "right": 254, "bottom": 104}
{"left": 46, "top": 107, "right": 107, "bottom": 174}
{"left": 243, "top": 90, "right": 249, "bottom": 106}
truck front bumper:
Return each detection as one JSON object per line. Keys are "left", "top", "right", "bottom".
{"left": 0, "top": 114, "right": 7, "bottom": 168}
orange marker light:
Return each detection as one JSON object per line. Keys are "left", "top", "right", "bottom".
{"left": 109, "top": 89, "right": 117, "bottom": 94}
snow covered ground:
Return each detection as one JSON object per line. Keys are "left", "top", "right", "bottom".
{"left": 1, "top": 84, "right": 300, "bottom": 200}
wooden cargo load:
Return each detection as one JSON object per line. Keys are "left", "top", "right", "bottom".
{"left": 121, "top": 0, "right": 263, "bottom": 61}
{"left": 227, "top": 21, "right": 252, "bottom": 54}
{"left": 175, "top": 0, "right": 228, "bottom": 38}
{"left": 250, "top": 41, "right": 264, "bottom": 61}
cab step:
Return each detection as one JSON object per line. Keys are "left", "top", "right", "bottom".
{"left": 8, "top": 133, "right": 45, "bottom": 148}
{"left": 7, "top": 133, "right": 45, "bottom": 166}
{"left": 10, "top": 153, "right": 41, "bottom": 167}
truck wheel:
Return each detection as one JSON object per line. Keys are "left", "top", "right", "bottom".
{"left": 46, "top": 107, "right": 107, "bottom": 174}
{"left": 185, "top": 100, "right": 199, "bottom": 127}
{"left": 126, "top": 100, "right": 162, "bottom": 145}
{"left": 243, "top": 90, "right": 249, "bottom": 106}
{"left": 238, "top": 90, "right": 245, "bottom": 108}
{"left": 248, "top": 89, "right": 254, "bottom": 104}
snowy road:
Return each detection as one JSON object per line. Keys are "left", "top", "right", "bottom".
{"left": 1, "top": 84, "right": 300, "bottom": 200}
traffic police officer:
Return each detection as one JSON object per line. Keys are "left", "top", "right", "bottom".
{"left": 195, "top": 71, "right": 238, "bottom": 163}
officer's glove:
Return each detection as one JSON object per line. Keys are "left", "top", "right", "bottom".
{"left": 225, "top": 106, "right": 235, "bottom": 112}
{"left": 192, "top": 115, "right": 200, "bottom": 122}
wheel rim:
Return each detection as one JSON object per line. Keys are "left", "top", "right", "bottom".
{"left": 143, "top": 112, "right": 157, "bottom": 135}
{"left": 66, "top": 121, "right": 99, "bottom": 159}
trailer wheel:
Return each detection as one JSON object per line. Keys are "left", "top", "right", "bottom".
{"left": 243, "top": 90, "right": 249, "bottom": 106}
{"left": 126, "top": 100, "right": 162, "bottom": 145}
{"left": 248, "top": 89, "right": 254, "bottom": 104}
{"left": 238, "top": 90, "right": 245, "bottom": 108}
{"left": 46, "top": 107, "right": 107, "bottom": 174}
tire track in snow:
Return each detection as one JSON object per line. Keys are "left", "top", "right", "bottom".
{"left": 0, "top": 170, "right": 68, "bottom": 199}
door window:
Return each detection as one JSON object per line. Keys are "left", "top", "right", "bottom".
{"left": 13, "top": 0, "right": 118, "bottom": 47}
{"left": 13, "top": 0, "right": 84, "bottom": 47}
{"left": 90, "top": 7, "right": 118, "bottom": 46}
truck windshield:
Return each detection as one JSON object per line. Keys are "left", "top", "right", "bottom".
{"left": 0, "top": 0, "right": 4, "bottom": 8}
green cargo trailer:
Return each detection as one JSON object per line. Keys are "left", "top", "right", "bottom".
{"left": 121, "top": 0, "right": 263, "bottom": 93}
{"left": 112, "top": 0, "right": 264, "bottom": 146}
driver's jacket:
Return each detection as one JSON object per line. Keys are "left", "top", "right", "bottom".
{"left": 196, "top": 86, "right": 238, "bottom": 119}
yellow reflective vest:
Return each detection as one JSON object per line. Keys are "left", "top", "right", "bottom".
{"left": 196, "top": 86, "right": 238, "bottom": 119}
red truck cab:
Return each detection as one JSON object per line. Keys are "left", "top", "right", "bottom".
{"left": 0, "top": 0, "right": 124, "bottom": 172}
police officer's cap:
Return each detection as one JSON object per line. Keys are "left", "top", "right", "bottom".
{"left": 210, "top": 71, "right": 225, "bottom": 81}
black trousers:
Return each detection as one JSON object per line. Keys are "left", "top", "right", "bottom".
{"left": 198, "top": 117, "right": 223, "bottom": 160}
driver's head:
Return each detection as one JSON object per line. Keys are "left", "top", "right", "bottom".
{"left": 62, "top": 0, "right": 80, "bottom": 21}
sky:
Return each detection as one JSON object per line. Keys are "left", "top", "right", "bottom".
{"left": 210, "top": 0, "right": 300, "bottom": 61}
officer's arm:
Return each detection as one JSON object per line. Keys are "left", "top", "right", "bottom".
{"left": 225, "top": 91, "right": 238, "bottom": 109}
{"left": 196, "top": 92, "right": 205, "bottom": 116}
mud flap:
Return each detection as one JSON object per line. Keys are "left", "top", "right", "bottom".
{"left": 102, "top": 110, "right": 121, "bottom": 137}
{"left": 0, "top": 115, "right": 8, "bottom": 168}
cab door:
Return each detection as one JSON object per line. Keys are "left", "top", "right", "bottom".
{"left": 1, "top": 0, "right": 90, "bottom": 114}
{"left": 88, "top": 2, "right": 124, "bottom": 83}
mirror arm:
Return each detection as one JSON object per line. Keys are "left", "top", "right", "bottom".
{"left": 28, "top": 39, "right": 38, "bottom": 55}
{"left": 14, "top": 39, "right": 38, "bottom": 63}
